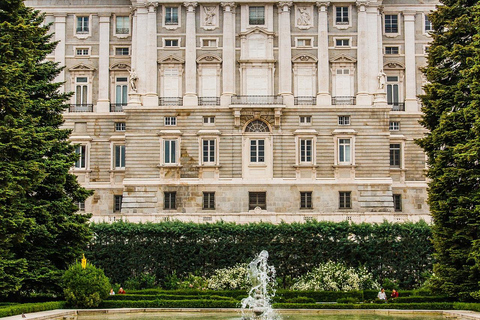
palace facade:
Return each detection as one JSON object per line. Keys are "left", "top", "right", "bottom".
{"left": 26, "top": 0, "right": 437, "bottom": 223}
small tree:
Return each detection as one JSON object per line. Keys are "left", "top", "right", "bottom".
{"left": 62, "top": 260, "right": 111, "bottom": 308}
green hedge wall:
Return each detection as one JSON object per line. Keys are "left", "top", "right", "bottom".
{"left": 0, "top": 302, "right": 65, "bottom": 318}
{"left": 273, "top": 302, "right": 455, "bottom": 310}
{"left": 108, "top": 294, "right": 236, "bottom": 301}
{"left": 99, "top": 299, "right": 239, "bottom": 308}
{"left": 88, "top": 221, "right": 433, "bottom": 289}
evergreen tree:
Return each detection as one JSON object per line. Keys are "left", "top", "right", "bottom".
{"left": 418, "top": 0, "right": 480, "bottom": 300}
{"left": 0, "top": 0, "right": 92, "bottom": 296}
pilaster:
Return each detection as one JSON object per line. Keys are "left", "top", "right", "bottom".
{"left": 184, "top": 2, "right": 198, "bottom": 107}
{"left": 221, "top": 2, "right": 236, "bottom": 106}
{"left": 367, "top": 6, "right": 380, "bottom": 96}
{"left": 133, "top": 5, "right": 148, "bottom": 99}
{"left": 316, "top": 1, "right": 330, "bottom": 106}
{"left": 54, "top": 14, "right": 67, "bottom": 93}
{"left": 97, "top": 13, "right": 111, "bottom": 112}
{"left": 355, "top": 0, "right": 371, "bottom": 105}
{"left": 143, "top": 2, "right": 159, "bottom": 107}
{"left": 278, "top": 2, "right": 293, "bottom": 107}
{"left": 403, "top": 11, "right": 418, "bottom": 112}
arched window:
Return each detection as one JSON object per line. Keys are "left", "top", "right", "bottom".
{"left": 245, "top": 120, "right": 270, "bottom": 133}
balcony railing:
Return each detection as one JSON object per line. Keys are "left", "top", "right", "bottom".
{"left": 231, "top": 95, "right": 283, "bottom": 105}
{"left": 390, "top": 103, "right": 405, "bottom": 111}
{"left": 198, "top": 97, "right": 220, "bottom": 106}
{"left": 116, "top": 28, "right": 130, "bottom": 34}
{"left": 294, "top": 96, "right": 317, "bottom": 105}
{"left": 69, "top": 104, "right": 93, "bottom": 112}
{"left": 159, "top": 97, "right": 183, "bottom": 106}
{"left": 110, "top": 103, "right": 127, "bottom": 112}
{"left": 332, "top": 96, "right": 356, "bottom": 105}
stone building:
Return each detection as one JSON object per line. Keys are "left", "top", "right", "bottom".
{"left": 26, "top": 0, "right": 437, "bottom": 223}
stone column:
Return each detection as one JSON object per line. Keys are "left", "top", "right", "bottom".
{"left": 143, "top": 3, "right": 159, "bottom": 106}
{"left": 278, "top": 2, "right": 293, "bottom": 107}
{"left": 54, "top": 14, "right": 67, "bottom": 93}
{"left": 367, "top": 6, "right": 380, "bottom": 96}
{"left": 404, "top": 11, "right": 417, "bottom": 112}
{"left": 373, "top": 6, "right": 387, "bottom": 106}
{"left": 129, "top": 8, "right": 141, "bottom": 106}
{"left": 355, "top": 0, "right": 370, "bottom": 105}
{"left": 316, "top": 1, "right": 330, "bottom": 106}
{"left": 221, "top": 2, "right": 236, "bottom": 106}
{"left": 134, "top": 5, "right": 148, "bottom": 98}
{"left": 183, "top": 2, "right": 198, "bottom": 106}
{"left": 97, "top": 13, "right": 111, "bottom": 112}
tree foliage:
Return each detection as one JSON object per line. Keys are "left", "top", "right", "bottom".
{"left": 417, "top": 0, "right": 480, "bottom": 300}
{"left": 0, "top": 0, "right": 92, "bottom": 297}
{"left": 88, "top": 221, "right": 433, "bottom": 289}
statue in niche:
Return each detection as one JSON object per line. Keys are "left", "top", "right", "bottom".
{"left": 129, "top": 69, "right": 138, "bottom": 92}
{"left": 204, "top": 6, "right": 216, "bottom": 25}
{"left": 377, "top": 70, "right": 386, "bottom": 89}
{"left": 297, "top": 7, "right": 311, "bottom": 26}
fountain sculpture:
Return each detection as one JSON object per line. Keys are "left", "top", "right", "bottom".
{"left": 241, "top": 251, "right": 278, "bottom": 320}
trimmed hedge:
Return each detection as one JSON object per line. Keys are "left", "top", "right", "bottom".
{"left": 99, "top": 299, "right": 239, "bottom": 308}
{"left": 276, "top": 290, "right": 364, "bottom": 302}
{"left": 108, "top": 294, "right": 236, "bottom": 301}
{"left": 126, "top": 289, "right": 245, "bottom": 297}
{"left": 454, "top": 303, "right": 480, "bottom": 312}
{"left": 89, "top": 221, "right": 433, "bottom": 289}
{"left": 391, "top": 296, "right": 452, "bottom": 303}
{"left": 273, "top": 302, "right": 455, "bottom": 310}
{"left": 0, "top": 302, "right": 65, "bottom": 318}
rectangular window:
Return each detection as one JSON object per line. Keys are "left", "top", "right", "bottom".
{"left": 115, "top": 47, "right": 130, "bottom": 55}
{"left": 299, "top": 116, "right": 312, "bottom": 124}
{"left": 300, "top": 192, "right": 313, "bottom": 209}
{"left": 164, "top": 140, "right": 177, "bottom": 164}
{"left": 393, "top": 194, "right": 402, "bottom": 212}
{"left": 114, "top": 195, "right": 123, "bottom": 212}
{"left": 387, "top": 76, "right": 399, "bottom": 106}
{"left": 385, "top": 46, "right": 399, "bottom": 54}
{"left": 339, "top": 191, "right": 351, "bottom": 209}
{"left": 300, "top": 139, "right": 313, "bottom": 163}
{"left": 249, "top": 6, "right": 265, "bottom": 25}
{"left": 202, "top": 39, "right": 217, "bottom": 47}
{"left": 296, "top": 38, "right": 312, "bottom": 47}
{"left": 115, "top": 77, "right": 128, "bottom": 105}
{"left": 335, "top": 39, "right": 350, "bottom": 47}
{"left": 164, "top": 116, "right": 177, "bottom": 126}
{"left": 75, "top": 79, "right": 88, "bottom": 106}
{"left": 336, "top": 6, "right": 349, "bottom": 24}
{"left": 114, "top": 145, "right": 125, "bottom": 169}
{"left": 389, "top": 121, "right": 400, "bottom": 131}
{"left": 203, "top": 192, "right": 215, "bottom": 210}
{"left": 250, "top": 139, "right": 265, "bottom": 163}
{"left": 115, "top": 122, "right": 126, "bottom": 131}
{"left": 390, "top": 143, "right": 401, "bottom": 168}
{"left": 338, "top": 116, "right": 350, "bottom": 125}
{"left": 164, "top": 191, "right": 176, "bottom": 209}
{"left": 202, "top": 139, "right": 215, "bottom": 163}
{"left": 203, "top": 116, "right": 215, "bottom": 124}
{"left": 76, "top": 16, "right": 89, "bottom": 33}
{"left": 75, "top": 145, "right": 87, "bottom": 168}
{"left": 165, "top": 7, "right": 179, "bottom": 25}
{"left": 385, "top": 14, "right": 398, "bottom": 33}
{"left": 116, "top": 16, "right": 130, "bottom": 34}
{"left": 77, "top": 201, "right": 85, "bottom": 211}
{"left": 249, "top": 192, "right": 266, "bottom": 210}
{"left": 425, "top": 15, "right": 432, "bottom": 32}
{"left": 76, "top": 48, "right": 89, "bottom": 56}
{"left": 339, "top": 138, "right": 351, "bottom": 164}
{"left": 165, "top": 39, "right": 179, "bottom": 47}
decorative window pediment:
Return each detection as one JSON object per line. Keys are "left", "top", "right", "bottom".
{"left": 110, "top": 63, "right": 131, "bottom": 71}
{"left": 69, "top": 63, "right": 96, "bottom": 72}
{"left": 240, "top": 27, "right": 275, "bottom": 38}
{"left": 158, "top": 55, "right": 185, "bottom": 64}
{"left": 329, "top": 55, "right": 356, "bottom": 64}
{"left": 384, "top": 62, "right": 405, "bottom": 69}
{"left": 292, "top": 54, "right": 318, "bottom": 64}
{"left": 196, "top": 54, "right": 222, "bottom": 64}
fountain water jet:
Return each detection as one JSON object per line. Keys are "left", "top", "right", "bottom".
{"left": 241, "top": 251, "right": 279, "bottom": 320}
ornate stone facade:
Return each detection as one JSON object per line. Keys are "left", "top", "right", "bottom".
{"left": 26, "top": 0, "right": 437, "bottom": 223}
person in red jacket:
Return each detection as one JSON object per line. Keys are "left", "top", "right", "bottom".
{"left": 118, "top": 287, "right": 126, "bottom": 294}
{"left": 391, "top": 289, "right": 399, "bottom": 298}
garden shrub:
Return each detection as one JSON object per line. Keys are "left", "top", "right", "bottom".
{"left": 291, "top": 261, "right": 379, "bottom": 291}
{"left": 337, "top": 297, "right": 360, "bottom": 304}
{"left": 272, "top": 302, "right": 455, "bottom": 310}
{"left": 285, "top": 297, "right": 315, "bottom": 303}
{"left": 88, "top": 220, "right": 433, "bottom": 289}
{"left": 390, "top": 296, "right": 451, "bottom": 303}
{"left": 62, "top": 261, "right": 111, "bottom": 308}
{"left": 206, "top": 263, "right": 250, "bottom": 290}
{"left": 99, "top": 299, "right": 238, "bottom": 308}
{"left": 0, "top": 302, "right": 65, "bottom": 317}
{"left": 124, "top": 273, "right": 157, "bottom": 290}
{"left": 107, "top": 294, "right": 236, "bottom": 301}
{"left": 276, "top": 290, "right": 364, "bottom": 302}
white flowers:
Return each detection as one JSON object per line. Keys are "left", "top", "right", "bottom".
{"left": 291, "top": 261, "right": 380, "bottom": 291}
{"left": 206, "top": 263, "right": 252, "bottom": 290}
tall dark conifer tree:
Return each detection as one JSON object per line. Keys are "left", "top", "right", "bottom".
{"left": 418, "top": 0, "right": 480, "bottom": 299}
{"left": 0, "top": 0, "right": 92, "bottom": 296}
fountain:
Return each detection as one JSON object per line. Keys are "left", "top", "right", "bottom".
{"left": 241, "top": 251, "right": 279, "bottom": 320}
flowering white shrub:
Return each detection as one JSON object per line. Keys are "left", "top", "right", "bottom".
{"left": 291, "top": 261, "right": 380, "bottom": 291}
{"left": 207, "top": 263, "right": 252, "bottom": 290}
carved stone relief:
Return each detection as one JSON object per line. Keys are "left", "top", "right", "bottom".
{"left": 200, "top": 5, "right": 219, "bottom": 30}
{"left": 295, "top": 5, "right": 313, "bottom": 29}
